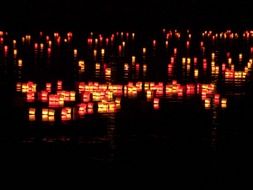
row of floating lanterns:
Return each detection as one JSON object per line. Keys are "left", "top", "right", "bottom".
{"left": 20, "top": 80, "right": 229, "bottom": 122}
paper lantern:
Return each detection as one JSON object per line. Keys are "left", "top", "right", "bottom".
{"left": 74, "top": 49, "right": 78, "bottom": 56}
{"left": 78, "top": 60, "right": 85, "bottom": 71}
{"left": 239, "top": 53, "right": 243, "bottom": 61}
{"left": 98, "top": 102, "right": 108, "bottom": 113}
{"left": 101, "top": 49, "right": 105, "bottom": 56}
{"left": 204, "top": 98, "right": 211, "bottom": 109}
{"left": 146, "top": 90, "right": 153, "bottom": 99}
{"left": 46, "top": 83, "right": 52, "bottom": 92}
{"left": 132, "top": 33, "right": 135, "bottom": 39}
{"left": 34, "top": 42, "right": 38, "bottom": 49}
{"left": 40, "top": 91, "right": 48, "bottom": 102}
{"left": 186, "top": 41, "right": 190, "bottom": 48}
{"left": 105, "top": 68, "right": 111, "bottom": 76}
{"left": 40, "top": 43, "right": 44, "bottom": 50}
{"left": 194, "top": 69, "right": 199, "bottom": 78}
{"left": 143, "top": 47, "right": 146, "bottom": 54}
{"left": 143, "top": 64, "right": 147, "bottom": 72}
{"left": 29, "top": 108, "right": 36, "bottom": 116}
{"left": 82, "top": 92, "right": 91, "bottom": 102}
{"left": 57, "top": 80, "right": 63, "bottom": 90}
{"left": 108, "top": 102, "right": 116, "bottom": 113}
{"left": 61, "top": 107, "right": 72, "bottom": 121}
{"left": 221, "top": 98, "right": 227, "bottom": 108}
{"left": 173, "top": 48, "right": 177, "bottom": 55}
{"left": 182, "top": 57, "right": 186, "bottom": 64}
{"left": 18, "top": 59, "right": 23, "bottom": 67}
{"left": 78, "top": 103, "right": 87, "bottom": 116}
{"left": 132, "top": 56, "right": 136, "bottom": 64}
{"left": 26, "top": 92, "right": 35, "bottom": 102}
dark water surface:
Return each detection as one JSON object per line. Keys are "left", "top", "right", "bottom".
{"left": 0, "top": 29, "right": 253, "bottom": 184}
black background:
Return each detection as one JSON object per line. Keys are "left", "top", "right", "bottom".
{"left": 0, "top": 0, "right": 253, "bottom": 31}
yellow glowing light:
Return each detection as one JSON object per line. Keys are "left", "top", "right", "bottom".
{"left": 13, "top": 49, "right": 18, "bottom": 56}
{"left": 165, "top": 41, "right": 169, "bottom": 48}
{"left": 143, "top": 48, "right": 146, "bottom": 54}
{"left": 182, "top": 57, "right": 186, "bottom": 64}
{"left": 211, "top": 53, "right": 215, "bottom": 60}
{"left": 48, "top": 41, "right": 52, "bottom": 47}
{"left": 132, "top": 56, "right": 136, "bottom": 63}
{"left": 187, "top": 58, "right": 191, "bottom": 64}
{"left": 101, "top": 48, "right": 105, "bottom": 56}
{"left": 95, "top": 63, "right": 100, "bottom": 70}
{"left": 29, "top": 108, "right": 36, "bottom": 115}
{"left": 146, "top": 90, "right": 152, "bottom": 99}
{"left": 48, "top": 109, "right": 55, "bottom": 116}
{"left": 16, "top": 82, "right": 22, "bottom": 92}
{"left": 95, "top": 38, "right": 98, "bottom": 44}
{"left": 78, "top": 60, "right": 85, "bottom": 71}
{"left": 204, "top": 99, "right": 211, "bottom": 109}
{"left": 221, "top": 98, "right": 227, "bottom": 108}
{"left": 143, "top": 64, "right": 147, "bottom": 72}
{"left": 93, "top": 50, "right": 97, "bottom": 57}
{"left": 153, "top": 98, "right": 160, "bottom": 105}
{"left": 194, "top": 69, "right": 199, "bottom": 78}
{"left": 42, "top": 108, "right": 48, "bottom": 115}
{"left": 42, "top": 115, "right": 49, "bottom": 122}
{"left": 40, "top": 43, "right": 44, "bottom": 49}
{"left": 124, "top": 63, "right": 129, "bottom": 71}
{"left": 105, "top": 68, "right": 111, "bottom": 76}
{"left": 74, "top": 49, "right": 78, "bottom": 56}
{"left": 18, "top": 59, "right": 23, "bottom": 67}
{"left": 239, "top": 53, "right": 243, "bottom": 60}
{"left": 132, "top": 33, "right": 135, "bottom": 39}
{"left": 228, "top": 58, "right": 232, "bottom": 65}
{"left": 13, "top": 40, "right": 16, "bottom": 46}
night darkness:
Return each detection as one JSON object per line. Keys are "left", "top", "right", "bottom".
{"left": 0, "top": 0, "right": 253, "bottom": 31}
{"left": 1, "top": 1, "right": 253, "bottom": 185}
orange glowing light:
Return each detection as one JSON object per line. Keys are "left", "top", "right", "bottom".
{"left": 204, "top": 98, "right": 211, "bottom": 109}
{"left": 105, "top": 68, "right": 112, "bottom": 76}
{"left": 221, "top": 98, "right": 227, "bottom": 108}
{"left": 29, "top": 108, "right": 36, "bottom": 115}
{"left": 61, "top": 107, "right": 72, "bottom": 121}
{"left": 194, "top": 69, "right": 199, "bottom": 78}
